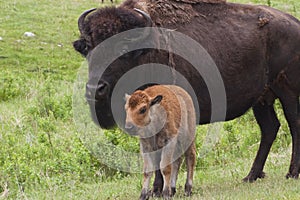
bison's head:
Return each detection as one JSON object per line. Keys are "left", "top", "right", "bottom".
{"left": 73, "top": 7, "right": 152, "bottom": 57}
{"left": 73, "top": 7, "right": 153, "bottom": 129}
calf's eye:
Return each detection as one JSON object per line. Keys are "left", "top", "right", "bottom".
{"left": 139, "top": 107, "right": 147, "bottom": 114}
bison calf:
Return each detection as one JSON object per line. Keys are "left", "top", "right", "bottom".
{"left": 124, "top": 85, "right": 196, "bottom": 200}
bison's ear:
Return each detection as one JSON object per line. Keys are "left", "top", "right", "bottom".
{"left": 124, "top": 93, "right": 131, "bottom": 102}
{"left": 150, "top": 95, "right": 163, "bottom": 107}
{"left": 73, "top": 39, "right": 88, "bottom": 57}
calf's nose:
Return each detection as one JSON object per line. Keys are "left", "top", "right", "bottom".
{"left": 125, "top": 122, "right": 134, "bottom": 130}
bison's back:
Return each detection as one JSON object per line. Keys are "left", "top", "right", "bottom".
{"left": 163, "top": 2, "right": 300, "bottom": 121}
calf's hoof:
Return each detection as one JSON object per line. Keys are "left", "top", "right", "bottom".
{"left": 139, "top": 189, "right": 151, "bottom": 200}
{"left": 243, "top": 171, "right": 265, "bottom": 183}
{"left": 162, "top": 189, "right": 171, "bottom": 200}
{"left": 184, "top": 184, "right": 192, "bottom": 197}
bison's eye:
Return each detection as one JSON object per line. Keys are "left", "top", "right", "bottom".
{"left": 115, "top": 43, "right": 129, "bottom": 57}
{"left": 121, "top": 47, "right": 129, "bottom": 55}
{"left": 139, "top": 107, "right": 147, "bottom": 114}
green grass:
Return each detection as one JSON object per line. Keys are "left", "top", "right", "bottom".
{"left": 0, "top": 0, "right": 300, "bottom": 199}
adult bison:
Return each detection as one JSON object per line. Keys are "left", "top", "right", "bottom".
{"left": 73, "top": 0, "right": 300, "bottom": 195}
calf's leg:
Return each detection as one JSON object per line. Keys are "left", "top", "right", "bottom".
{"left": 160, "top": 139, "right": 177, "bottom": 199}
{"left": 140, "top": 154, "right": 154, "bottom": 200}
{"left": 243, "top": 103, "right": 280, "bottom": 182}
{"left": 170, "top": 157, "right": 182, "bottom": 196}
{"left": 161, "top": 164, "right": 172, "bottom": 199}
{"left": 184, "top": 143, "right": 196, "bottom": 196}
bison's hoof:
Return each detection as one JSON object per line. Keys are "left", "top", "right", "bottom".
{"left": 243, "top": 171, "right": 266, "bottom": 183}
{"left": 286, "top": 172, "right": 299, "bottom": 179}
{"left": 152, "top": 187, "right": 162, "bottom": 197}
{"left": 171, "top": 187, "right": 176, "bottom": 197}
{"left": 184, "top": 184, "right": 192, "bottom": 197}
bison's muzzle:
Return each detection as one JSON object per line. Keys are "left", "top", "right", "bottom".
{"left": 85, "top": 80, "right": 110, "bottom": 102}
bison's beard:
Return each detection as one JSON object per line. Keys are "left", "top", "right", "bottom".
{"left": 88, "top": 99, "right": 116, "bottom": 129}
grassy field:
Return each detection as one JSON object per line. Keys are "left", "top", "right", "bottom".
{"left": 1, "top": 0, "right": 300, "bottom": 199}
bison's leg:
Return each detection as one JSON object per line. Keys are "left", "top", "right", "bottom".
{"left": 140, "top": 154, "right": 154, "bottom": 200}
{"left": 153, "top": 170, "right": 163, "bottom": 197}
{"left": 278, "top": 92, "right": 300, "bottom": 179}
{"left": 152, "top": 151, "right": 163, "bottom": 197}
{"left": 101, "top": 0, "right": 113, "bottom": 3}
{"left": 243, "top": 103, "right": 280, "bottom": 182}
{"left": 184, "top": 143, "right": 196, "bottom": 196}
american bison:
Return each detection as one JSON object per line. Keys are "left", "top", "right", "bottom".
{"left": 73, "top": 0, "right": 300, "bottom": 196}
{"left": 124, "top": 85, "right": 196, "bottom": 199}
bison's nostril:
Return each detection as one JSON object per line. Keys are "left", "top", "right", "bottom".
{"left": 85, "top": 81, "right": 110, "bottom": 101}
{"left": 86, "top": 90, "right": 92, "bottom": 98}
{"left": 96, "top": 82, "right": 109, "bottom": 98}
{"left": 85, "top": 83, "right": 97, "bottom": 101}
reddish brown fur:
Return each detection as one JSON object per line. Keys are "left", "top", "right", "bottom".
{"left": 125, "top": 85, "right": 196, "bottom": 199}
{"left": 144, "top": 85, "right": 181, "bottom": 136}
{"left": 128, "top": 92, "right": 150, "bottom": 109}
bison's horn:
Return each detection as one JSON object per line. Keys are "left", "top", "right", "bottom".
{"left": 128, "top": 8, "right": 152, "bottom": 42}
{"left": 133, "top": 8, "right": 152, "bottom": 27}
{"left": 78, "top": 8, "right": 97, "bottom": 34}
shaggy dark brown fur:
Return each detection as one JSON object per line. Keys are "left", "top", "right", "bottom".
{"left": 122, "top": 0, "right": 226, "bottom": 25}
{"left": 73, "top": 0, "right": 300, "bottom": 196}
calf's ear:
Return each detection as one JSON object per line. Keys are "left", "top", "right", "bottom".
{"left": 150, "top": 95, "right": 163, "bottom": 107}
{"left": 124, "top": 93, "right": 131, "bottom": 102}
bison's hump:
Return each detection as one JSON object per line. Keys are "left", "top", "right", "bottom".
{"left": 122, "top": 0, "right": 226, "bottom": 26}
{"left": 172, "top": 0, "right": 226, "bottom": 3}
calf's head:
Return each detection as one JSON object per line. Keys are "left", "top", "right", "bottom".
{"left": 73, "top": 7, "right": 153, "bottom": 129}
{"left": 124, "top": 91, "right": 162, "bottom": 135}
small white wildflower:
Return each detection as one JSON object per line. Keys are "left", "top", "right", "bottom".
{"left": 24, "top": 32, "right": 36, "bottom": 37}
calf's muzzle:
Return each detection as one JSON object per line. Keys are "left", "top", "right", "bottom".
{"left": 125, "top": 122, "right": 138, "bottom": 135}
